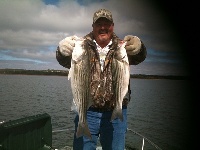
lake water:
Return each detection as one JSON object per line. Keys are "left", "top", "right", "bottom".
{"left": 0, "top": 74, "right": 195, "bottom": 150}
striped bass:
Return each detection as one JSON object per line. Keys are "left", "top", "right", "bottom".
{"left": 68, "top": 38, "right": 92, "bottom": 139}
{"left": 111, "top": 41, "right": 130, "bottom": 121}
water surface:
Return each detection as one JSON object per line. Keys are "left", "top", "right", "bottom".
{"left": 0, "top": 75, "right": 194, "bottom": 149}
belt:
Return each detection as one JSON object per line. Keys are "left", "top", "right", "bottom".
{"left": 88, "top": 105, "right": 127, "bottom": 113}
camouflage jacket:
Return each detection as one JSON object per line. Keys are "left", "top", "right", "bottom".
{"left": 56, "top": 32, "right": 146, "bottom": 110}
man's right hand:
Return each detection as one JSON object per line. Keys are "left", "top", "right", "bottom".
{"left": 58, "top": 35, "right": 79, "bottom": 56}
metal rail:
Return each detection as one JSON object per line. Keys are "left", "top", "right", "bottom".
{"left": 127, "top": 128, "right": 162, "bottom": 150}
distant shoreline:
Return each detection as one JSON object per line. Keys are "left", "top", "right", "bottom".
{"left": 0, "top": 69, "right": 189, "bottom": 80}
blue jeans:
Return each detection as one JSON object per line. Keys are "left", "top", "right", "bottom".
{"left": 73, "top": 106, "right": 127, "bottom": 150}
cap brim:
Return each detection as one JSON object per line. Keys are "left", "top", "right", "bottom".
{"left": 93, "top": 17, "right": 113, "bottom": 23}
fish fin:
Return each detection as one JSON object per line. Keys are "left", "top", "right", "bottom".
{"left": 76, "top": 122, "right": 92, "bottom": 140}
{"left": 68, "top": 68, "right": 72, "bottom": 80}
{"left": 71, "top": 98, "right": 78, "bottom": 114}
{"left": 111, "top": 108, "right": 123, "bottom": 122}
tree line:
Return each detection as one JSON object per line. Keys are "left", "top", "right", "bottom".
{"left": 0, "top": 69, "right": 189, "bottom": 80}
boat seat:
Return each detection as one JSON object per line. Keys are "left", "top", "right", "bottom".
{"left": 0, "top": 113, "right": 52, "bottom": 150}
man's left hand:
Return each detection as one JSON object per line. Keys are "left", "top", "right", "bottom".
{"left": 124, "top": 35, "right": 142, "bottom": 55}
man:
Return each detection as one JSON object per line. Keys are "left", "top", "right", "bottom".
{"left": 56, "top": 8, "right": 146, "bottom": 150}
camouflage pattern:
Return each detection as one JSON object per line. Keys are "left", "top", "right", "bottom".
{"left": 93, "top": 9, "right": 113, "bottom": 23}
{"left": 56, "top": 34, "right": 147, "bottom": 111}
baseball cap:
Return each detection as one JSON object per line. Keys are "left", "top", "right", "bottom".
{"left": 93, "top": 9, "right": 113, "bottom": 23}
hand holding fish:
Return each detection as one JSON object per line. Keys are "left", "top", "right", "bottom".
{"left": 58, "top": 35, "right": 79, "bottom": 56}
{"left": 124, "top": 35, "right": 142, "bottom": 55}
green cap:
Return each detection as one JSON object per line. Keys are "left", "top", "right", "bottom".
{"left": 93, "top": 9, "right": 113, "bottom": 23}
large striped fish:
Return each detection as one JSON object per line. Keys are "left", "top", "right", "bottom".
{"left": 111, "top": 41, "right": 130, "bottom": 121}
{"left": 68, "top": 38, "right": 92, "bottom": 139}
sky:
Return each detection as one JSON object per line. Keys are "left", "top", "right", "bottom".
{"left": 0, "top": 0, "right": 192, "bottom": 76}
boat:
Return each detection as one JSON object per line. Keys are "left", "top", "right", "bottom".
{"left": 0, "top": 113, "right": 162, "bottom": 150}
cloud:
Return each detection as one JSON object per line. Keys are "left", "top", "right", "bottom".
{"left": 0, "top": 0, "right": 189, "bottom": 75}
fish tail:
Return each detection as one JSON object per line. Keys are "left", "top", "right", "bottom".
{"left": 111, "top": 108, "right": 123, "bottom": 122}
{"left": 76, "top": 122, "right": 92, "bottom": 140}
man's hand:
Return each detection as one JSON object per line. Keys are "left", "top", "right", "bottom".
{"left": 124, "top": 35, "right": 142, "bottom": 55}
{"left": 58, "top": 35, "right": 79, "bottom": 56}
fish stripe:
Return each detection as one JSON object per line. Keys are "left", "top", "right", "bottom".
{"left": 111, "top": 42, "right": 130, "bottom": 121}
{"left": 69, "top": 40, "right": 92, "bottom": 139}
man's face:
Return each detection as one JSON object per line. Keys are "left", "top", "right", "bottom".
{"left": 92, "top": 17, "right": 114, "bottom": 44}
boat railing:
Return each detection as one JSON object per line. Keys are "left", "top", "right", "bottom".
{"left": 0, "top": 114, "right": 162, "bottom": 150}
{"left": 126, "top": 128, "right": 162, "bottom": 150}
